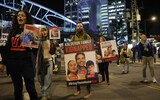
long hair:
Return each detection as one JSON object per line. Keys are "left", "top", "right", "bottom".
{"left": 40, "top": 27, "right": 49, "bottom": 40}
{"left": 11, "top": 10, "right": 34, "bottom": 33}
{"left": 97, "top": 36, "right": 106, "bottom": 42}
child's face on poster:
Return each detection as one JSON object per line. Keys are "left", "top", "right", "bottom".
{"left": 87, "top": 65, "right": 95, "bottom": 74}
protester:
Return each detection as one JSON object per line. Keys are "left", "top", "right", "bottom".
{"left": 36, "top": 26, "right": 56, "bottom": 100}
{"left": 1, "top": 10, "right": 38, "bottom": 100}
{"left": 71, "top": 22, "right": 92, "bottom": 99}
{"left": 97, "top": 36, "right": 110, "bottom": 85}
{"left": 153, "top": 45, "right": 157, "bottom": 63}
{"left": 132, "top": 50, "right": 136, "bottom": 63}
{"left": 117, "top": 45, "right": 121, "bottom": 66}
{"left": 132, "top": 34, "right": 157, "bottom": 83}
{"left": 120, "top": 43, "right": 133, "bottom": 74}
{"left": 158, "top": 47, "right": 160, "bottom": 58}
{"left": 71, "top": 22, "right": 91, "bottom": 41}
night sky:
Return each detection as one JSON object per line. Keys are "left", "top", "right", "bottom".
{"left": 139, "top": 0, "right": 160, "bottom": 35}
{"left": 31, "top": 0, "right": 63, "bottom": 26}
{"left": 32, "top": 0, "right": 64, "bottom": 15}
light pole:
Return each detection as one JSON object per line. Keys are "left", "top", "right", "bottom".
{"left": 144, "top": 16, "right": 157, "bottom": 35}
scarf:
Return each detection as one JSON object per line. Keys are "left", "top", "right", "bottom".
{"left": 140, "top": 40, "right": 149, "bottom": 51}
{"left": 36, "top": 38, "right": 50, "bottom": 75}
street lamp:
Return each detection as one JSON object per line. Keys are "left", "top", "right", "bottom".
{"left": 144, "top": 16, "right": 157, "bottom": 35}
{"left": 151, "top": 16, "right": 157, "bottom": 21}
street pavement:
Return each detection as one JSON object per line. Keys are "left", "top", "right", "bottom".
{"left": 0, "top": 60, "right": 160, "bottom": 100}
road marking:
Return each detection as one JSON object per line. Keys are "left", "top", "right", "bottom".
{"left": 146, "top": 85, "right": 160, "bottom": 91}
{"left": 109, "top": 75, "right": 119, "bottom": 79}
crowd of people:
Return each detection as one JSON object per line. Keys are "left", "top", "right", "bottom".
{"left": 0, "top": 10, "right": 158, "bottom": 100}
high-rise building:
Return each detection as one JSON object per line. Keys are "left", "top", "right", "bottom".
{"left": 64, "top": 0, "right": 128, "bottom": 44}
{"left": 64, "top": 0, "right": 79, "bottom": 32}
{"left": 108, "top": 0, "right": 128, "bottom": 44}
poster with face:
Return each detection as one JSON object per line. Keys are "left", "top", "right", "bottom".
{"left": 64, "top": 40, "right": 98, "bottom": 86}
{"left": 0, "top": 33, "right": 9, "bottom": 46}
{"left": 49, "top": 27, "right": 60, "bottom": 39}
{"left": 21, "top": 24, "right": 40, "bottom": 48}
{"left": 100, "top": 40, "right": 118, "bottom": 61}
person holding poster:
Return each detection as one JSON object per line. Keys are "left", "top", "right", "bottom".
{"left": 0, "top": 46, "right": 4, "bottom": 72}
{"left": 36, "top": 26, "right": 56, "bottom": 100}
{"left": 97, "top": 36, "right": 110, "bottom": 85}
{"left": 1, "top": 10, "right": 38, "bottom": 100}
{"left": 67, "top": 60, "right": 78, "bottom": 81}
{"left": 120, "top": 43, "right": 133, "bottom": 74}
{"left": 71, "top": 22, "right": 92, "bottom": 99}
{"left": 71, "top": 22, "right": 91, "bottom": 41}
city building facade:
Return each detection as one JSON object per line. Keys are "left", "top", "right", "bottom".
{"left": 64, "top": 0, "right": 128, "bottom": 44}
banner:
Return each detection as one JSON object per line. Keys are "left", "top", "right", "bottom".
{"left": 64, "top": 40, "right": 98, "bottom": 86}
{"left": 49, "top": 27, "right": 60, "bottom": 39}
{"left": 100, "top": 40, "right": 118, "bottom": 61}
{"left": 21, "top": 24, "right": 40, "bottom": 48}
{"left": 0, "top": 33, "right": 9, "bottom": 46}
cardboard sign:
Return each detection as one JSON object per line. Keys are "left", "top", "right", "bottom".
{"left": 0, "top": 33, "right": 9, "bottom": 46}
{"left": 21, "top": 24, "right": 40, "bottom": 48}
{"left": 49, "top": 27, "right": 60, "bottom": 39}
{"left": 100, "top": 40, "right": 118, "bottom": 61}
{"left": 64, "top": 40, "right": 98, "bottom": 86}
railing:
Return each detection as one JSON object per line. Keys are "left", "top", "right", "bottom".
{"left": 0, "top": 0, "right": 76, "bottom": 27}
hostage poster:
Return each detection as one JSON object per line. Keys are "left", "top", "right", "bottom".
{"left": 21, "top": 24, "right": 40, "bottom": 48}
{"left": 0, "top": 33, "right": 9, "bottom": 46}
{"left": 100, "top": 40, "right": 118, "bottom": 61}
{"left": 49, "top": 27, "right": 60, "bottom": 39}
{"left": 64, "top": 40, "right": 98, "bottom": 86}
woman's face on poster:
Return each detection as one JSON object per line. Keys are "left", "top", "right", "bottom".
{"left": 68, "top": 60, "right": 77, "bottom": 73}
{"left": 52, "top": 30, "right": 58, "bottom": 37}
